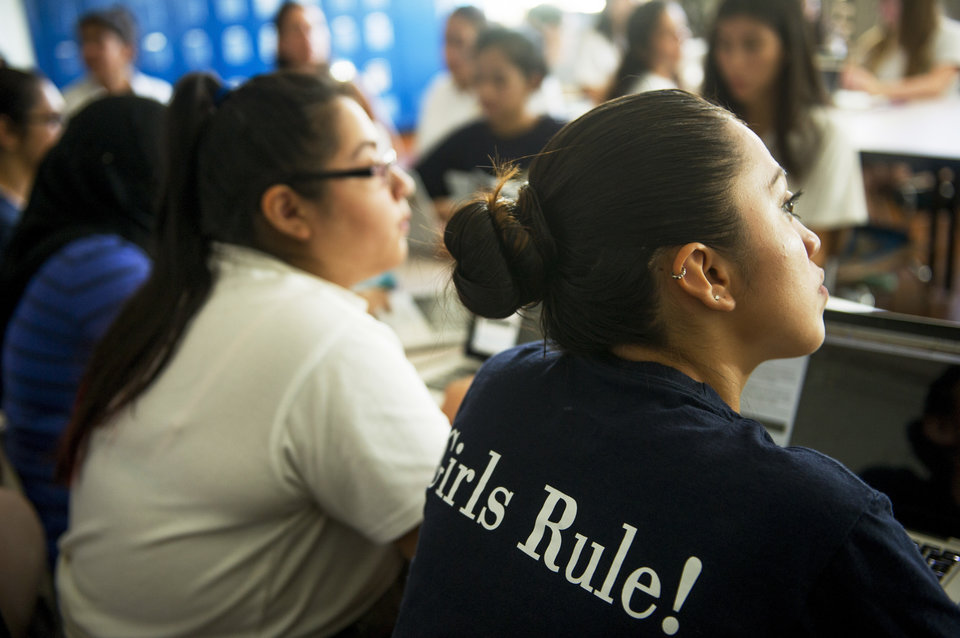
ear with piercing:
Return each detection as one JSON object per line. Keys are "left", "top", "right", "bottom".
{"left": 671, "top": 266, "right": 686, "bottom": 280}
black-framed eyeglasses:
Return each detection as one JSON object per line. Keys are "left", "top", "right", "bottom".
{"left": 286, "top": 148, "right": 398, "bottom": 184}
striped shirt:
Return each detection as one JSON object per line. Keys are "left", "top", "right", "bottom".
{"left": 2, "top": 234, "right": 150, "bottom": 565}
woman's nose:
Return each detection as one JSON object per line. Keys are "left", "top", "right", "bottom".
{"left": 391, "top": 164, "right": 415, "bottom": 200}
{"left": 804, "top": 224, "right": 822, "bottom": 259}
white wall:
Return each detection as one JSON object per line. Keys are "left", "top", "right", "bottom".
{"left": 0, "top": 0, "right": 36, "bottom": 67}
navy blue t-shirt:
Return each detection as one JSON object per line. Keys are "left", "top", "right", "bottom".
{"left": 394, "top": 342, "right": 960, "bottom": 636}
{"left": 414, "top": 116, "right": 565, "bottom": 199}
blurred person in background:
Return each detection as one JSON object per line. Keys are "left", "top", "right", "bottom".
{"left": 0, "top": 96, "right": 164, "bottom": 569}
{"left": 274, "top": 0, "right": 331, "bottom": 74}
{"left": 0, "top": 68, "right": 64, "bottom": 255}
{"left": 702, "top": 0, "right": 868, "bottom": 265}
{"left": 572, "top": 0, "right": 639, "bottom": 104}
{"left": 607, "top": 1, "right": 686, "bottom": 99}
{"left": 415, "top": 27, "right": 565, "bottom": 223}
{"left": 415, "top": 6, "right": 487, "bottom": 158}
{"left": 523, "top": 4, "right": 579, "bottom": 121}
{"left": 843, "top": 0, "right": 960, "bottom": 100}
{"left": 62, "top": 6, "right": 172, "bottom": 116}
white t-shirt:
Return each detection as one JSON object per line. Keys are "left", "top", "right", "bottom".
{"left": 63, "top": 69, "right": 173, "bottom": 116}
{"left": 626, "top": 72, "right": 678, "bottom": 95}
{"left": 414, "top": 72, "right": 480, "bottom": 157}
{"left": 873, "top": 17, "right": 960, "bottom": 95}
{"left": 57, "top": 244, "right": 449, "bottom": 638}
{"left": 762, "top": 108, "right": 869, "bottom": 230}
{"left": 572, "top": 28, "right": 621, "bottom": 94}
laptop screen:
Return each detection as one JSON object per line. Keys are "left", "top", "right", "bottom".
{"left": 741, "top": 305, "right": 960, "bottom": 537}
{"left": 465, "top": 307, "right": 544, "bottom": 360}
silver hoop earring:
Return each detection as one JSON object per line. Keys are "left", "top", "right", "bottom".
{"left": 671, "top": 267, "right": 686, "bottom": 280}
{"left": 713, "top": 294, "right": 720, "bottom": 301}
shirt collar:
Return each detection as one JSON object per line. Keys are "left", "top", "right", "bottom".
{"left": 211, "top": 242, "right": 369, "bottom": 312}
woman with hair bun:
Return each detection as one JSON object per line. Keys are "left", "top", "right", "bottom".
{"left": 55, "top": 72, "right": 450, "bottom": 636}
{"left": 393, "top": 90, "right": 960, "bottom": 635}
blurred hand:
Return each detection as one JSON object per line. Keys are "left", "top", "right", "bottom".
{"left": 441, "top": 375, "right": 473, "bottom": 423}
{"left": 841, "top": 65, "right": 880, "bottom": 94}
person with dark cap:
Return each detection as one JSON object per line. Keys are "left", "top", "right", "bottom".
{"left": 62, "top": 5, "right": 171, "bottom": 116}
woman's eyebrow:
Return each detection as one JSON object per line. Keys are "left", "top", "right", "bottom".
{"left": 769, "top": 167, "right": 787, "bottom": 191}
{"left": 349, "top": 139, "right": 379, "bottom": 159}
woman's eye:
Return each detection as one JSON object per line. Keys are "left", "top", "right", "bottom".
{"left": 782, "top": 190, "right": 803, "bottom": 219}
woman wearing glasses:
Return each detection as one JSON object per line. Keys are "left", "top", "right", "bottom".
{"left": 0, "top": 67, "right": 64, "bottom": 255}
{"left": 55, "top": 72, "right": 449, "bottom": 637}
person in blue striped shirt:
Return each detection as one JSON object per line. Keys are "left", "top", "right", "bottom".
{"left": 0, "top": 95, "right": 164, "bottom": 568}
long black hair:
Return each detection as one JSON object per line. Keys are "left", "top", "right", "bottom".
{"left": 701, "top": 0, "right": 828, "bottom": 180}
{"left": 444, "top": 90, "right": 744, "bottom": 356}
{"left": 59, "top": 72, "right": 348, "bottom": 479}
{"left": 0, "top": 96, "right": 164, "bottom": 400}
{"left": 0, "top": 67, "right": 47, "bottom": 131}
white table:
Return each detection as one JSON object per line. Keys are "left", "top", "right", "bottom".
{"left": 831, "top": 91, "right": 960, "bottom": 160}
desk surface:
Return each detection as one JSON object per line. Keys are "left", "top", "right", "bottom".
{"left": 831, "top": 92, "right": 960, "bottom": 161}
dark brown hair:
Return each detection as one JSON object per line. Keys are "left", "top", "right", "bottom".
{"left": 864, "top": 0, "right": 938, "bottom": 77}
{"left": 475, "top": 27, "right": 548, "bottom": 82}
{"left": 445, "top": 90, "right": 744, "bottom": 357}
{"left": 0, "top": 67, "right": 46, "bottom": 130}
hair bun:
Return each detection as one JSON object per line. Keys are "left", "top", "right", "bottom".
{"left": 445, "top": 182, "right": 554, "bottom": 319}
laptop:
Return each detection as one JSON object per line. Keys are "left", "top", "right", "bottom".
{"left": 416, "top": 308, "right": 543, "bottom": 396}
{"left": 741, "top": 298, "right": 960, "bottom": 600}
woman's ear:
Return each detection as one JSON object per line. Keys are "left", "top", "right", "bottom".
{"left": 260, "top": 184, "right": 312, "bottom": 241}
{"left": 669, "top": 242, "right": 736, "bottom": 311}
{"left": 528, "top": 73, "right": 545, "bottom": 92}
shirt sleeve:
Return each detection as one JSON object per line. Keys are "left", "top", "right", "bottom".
{"left": 415, "top": 131, "right": 463, "bottom": 199}
{"left": 73, "top": 243, "right": 151, "bottom": 343}
{"left": 803, "top": 491, "right": 960, "bottom": 636}
{"left": 281, "top": 318, "right": 449, "bottom": 545}
{"left": 793, "top": 111, "right": 869, "bottom": 230}
{"left": 933, "top": 19, "right": 960, "bottom": 68}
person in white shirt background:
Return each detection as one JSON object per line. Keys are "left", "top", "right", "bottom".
{"left": 702, "top": 0, "right": 869, "bottom": 266}
{"left": 842, "top": 0, "right": 960, "bottom": 100}
{"left": 572, "top": 0, "right": 639, "bottom": 104}
{"left": 606, "top": 0, "right": 686, "bottom": 100}
{"left": 414, "top": 5, "right": 487, "bottom": 157}
{"left": 61, "top": 6, "right": 172, "bottom": 117}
